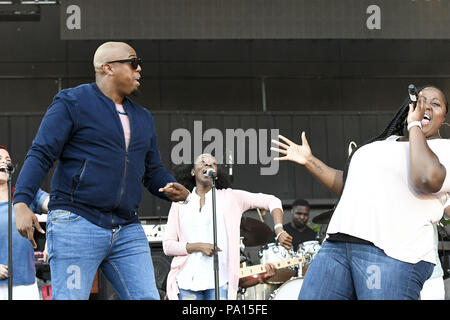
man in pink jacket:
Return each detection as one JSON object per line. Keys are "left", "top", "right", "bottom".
{"left": 163, "top": 153, "right": 292, "bottom": 300}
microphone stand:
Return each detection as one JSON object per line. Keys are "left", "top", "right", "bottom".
{"left": 7, "top": 164, "right": 15, "bottom": 300}
{"left": 210, "top": 175, "right": 220, "bottom": 300}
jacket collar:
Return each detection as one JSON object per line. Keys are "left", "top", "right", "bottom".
{"left": 90, "top": 82, "right": 132, "bottom": 107}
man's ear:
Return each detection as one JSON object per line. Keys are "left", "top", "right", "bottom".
{"left": 102, "top": 63, "right": 114, "bottom": 75}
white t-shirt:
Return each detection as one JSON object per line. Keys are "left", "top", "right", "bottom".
{"left": 326, "top": 136, "right": 450, "bottom": 264}
{"left": 176, "top": 188, "right": 229, "bottom": 291}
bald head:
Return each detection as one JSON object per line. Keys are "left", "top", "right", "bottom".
{"left": 93, "top": 41, "right": 136, "bottom": 74}
{"left": 93, "top": 41, "right": 142, "bottom": 102}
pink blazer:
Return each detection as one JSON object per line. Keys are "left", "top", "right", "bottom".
{"left": 162, "top": 188, "right": 283, "bottom": 300}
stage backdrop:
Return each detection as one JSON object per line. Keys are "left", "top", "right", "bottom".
{"left": 60, "top": 0, "right": 450, "bottom": 40}
{"left": 4, "top": 110, "right": 450, "bottom": 219}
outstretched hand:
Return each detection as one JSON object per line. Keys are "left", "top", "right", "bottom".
{"left": 271, "top": 132, "right": 312, "bottom": 166}
{"left": 159, "top": 182, "right": 190, "bottom": 202}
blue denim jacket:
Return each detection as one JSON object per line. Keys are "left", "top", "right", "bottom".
{"left": 14, "top": 83, "right": 175, "bottom": 228}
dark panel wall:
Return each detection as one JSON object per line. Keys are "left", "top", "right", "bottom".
{"left": 1, "top": 6, "right": 450, "bottom": 114}
{"left": 2, "top": 6, "right": 450, "bottom": 217}
{"left": 4, "top": 111, "right": 450, "bottom": 218}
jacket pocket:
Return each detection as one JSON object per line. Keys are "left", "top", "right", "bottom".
{"left": 71, "top": 159, "right": 87, "bottom": 202}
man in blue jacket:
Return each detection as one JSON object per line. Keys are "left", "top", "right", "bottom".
{"left": 13, "top": 42, "right": 190, "bottom": 300}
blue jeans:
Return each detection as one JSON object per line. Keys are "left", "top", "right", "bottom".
{"left": 298, "top": 241, "right": 433, "bottom": 300}
{"left": 178, "top": 283, "right": 228, "bottom": 300}
{"left": 46, "top": 209, "right": 159, "bottom": 300}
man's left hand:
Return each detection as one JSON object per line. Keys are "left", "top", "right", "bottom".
{"left": 159, "top": 182, "right": 190, "bottom": 202}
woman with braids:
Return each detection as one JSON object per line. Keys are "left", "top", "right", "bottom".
{"left": 163, "top": 153, "right": 293, "bottom": 300}
{"left": 0, "top": 145, "right": 49, "bottom": 299}
{"left": 271, "top": 85, "right": 450, "bottom": 300}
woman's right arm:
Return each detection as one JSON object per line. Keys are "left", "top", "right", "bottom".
{"left": 271, "top": 131, "right": 344, "bottom": 196}
{"left": 163, "top": 203, "right": 220, "bottom": 257}
{"left": 162, "top": 203, "right": 188, "bottom": 256}
{"left": 186, "top": 243, "right": 221, "bottom": 256}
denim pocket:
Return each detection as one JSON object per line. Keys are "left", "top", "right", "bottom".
{"left": 48, "top": 209, "right": 82, "bottom": 223}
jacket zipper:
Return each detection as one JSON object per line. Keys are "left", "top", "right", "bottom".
{"left": 71, "top": 159, "right": 87, "bottom": 202}
{"left": 117, "top": 151, "right": 129, "bottom": 207}
{"left": 113, "top": 102, "right": 131, "bottom": 226}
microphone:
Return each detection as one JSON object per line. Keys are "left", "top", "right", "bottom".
{"left": 408, "top": 84, "right": 418, "bottom": 108}
{"left": 203, "top": 168, "right": 217, "bottom": 178}
{"left": 6, "top": 163, "right": 15, "bottom": 174}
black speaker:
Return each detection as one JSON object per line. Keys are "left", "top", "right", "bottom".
{"left": 96, "top": 242, "right": 172, "bottom": 300}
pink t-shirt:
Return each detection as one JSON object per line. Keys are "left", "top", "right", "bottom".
{"left": 116, "top": 104, "right": 131, "bottom": 150}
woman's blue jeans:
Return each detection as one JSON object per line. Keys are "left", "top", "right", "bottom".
{"left": 298, "top": 241, "right": 433, "bottom": 300}
{"left": 46, "top": 209, "right": 160, "bottom": 300}
{"left": 178, "top": 284, "right": 228, "bottom": 300}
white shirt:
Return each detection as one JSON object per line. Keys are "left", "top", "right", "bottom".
{"left": 176, "top": 188, "right": 229, "bottom": 291}
{"left": 327, "top": 136, "right": 450, "bottom": 264}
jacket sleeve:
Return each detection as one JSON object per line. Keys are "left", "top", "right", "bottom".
{"left": 14, "top": 99, "right": 76, "bottom": 206}
{"left": 231, "top": 189, "right": 283, "bottom": 214}
{"left": 142, "top": 113, "right": 176, "bottom": 200}
{"left": 163, "top": 202, "right": 188, "bottom": 256}
{"left": 28, "top": 188, "right": 49, "bottom": 214}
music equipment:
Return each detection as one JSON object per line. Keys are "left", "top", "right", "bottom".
{"left": 312, "top": 209, "right": 334, "bottom": 224}
{"left": 240, "top": 217, "right": 273, "bottom": 247}
{"left": 239, "top": 256, "right": 304, "bottom": 279}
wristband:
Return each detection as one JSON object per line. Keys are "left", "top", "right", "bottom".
{"left": 274, "top": 223, "right": 283, "bottom": 231}
{"left": 407, "top": 121, "right": 422, "bottom": 131}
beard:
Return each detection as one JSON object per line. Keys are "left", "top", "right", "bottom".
{"left": 293, "top": 219, "right": 306, "bottom": 229}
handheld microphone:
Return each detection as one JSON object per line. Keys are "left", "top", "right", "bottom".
{"left": 6, "top": 163, "right": 15, "bottom": 174}
{"left": 203, "top": 168, "right": 217, "bottom": 178}
{"left": 408, "top": 84, "right": 418, "bottom": 108}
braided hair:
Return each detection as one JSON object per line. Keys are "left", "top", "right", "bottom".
{"left": 343, "top": 85, "right": 448, "bottom": 182}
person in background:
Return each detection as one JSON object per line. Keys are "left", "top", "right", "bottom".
{"left": 420, "top": 203, "right": 450, "bottom": 300}
{"left": 163, "top": 153, "right": 292, "bottom": 300}
{"left": 0, "top": 145, "right": 49, "bottom": 300}
{"left": 274, "top": 199, "right": 317, "bottom": 251}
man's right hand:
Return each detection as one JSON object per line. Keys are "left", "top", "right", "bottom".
{"left": 14, "top": 202, "right": 45, "bottom": 248}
